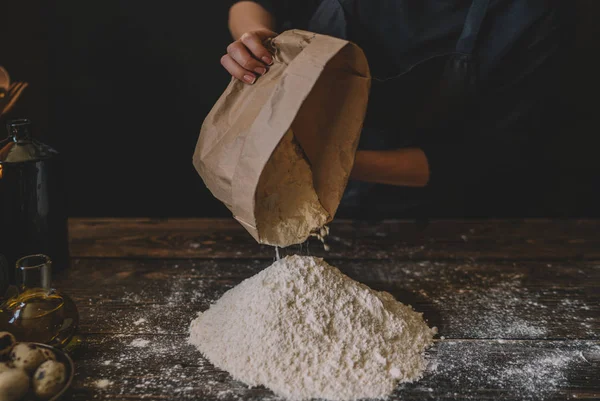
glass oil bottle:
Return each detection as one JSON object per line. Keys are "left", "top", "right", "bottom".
{"left": 0, "top": 255, "right": 78, "bottom": 347}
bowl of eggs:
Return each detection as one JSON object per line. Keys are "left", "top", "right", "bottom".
{"left": 0, "top": 332, "right": 74, "bottom": 401}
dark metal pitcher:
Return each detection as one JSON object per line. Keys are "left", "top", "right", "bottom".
{"left": 0, "top": 119, "right": 69, "bottom": 284}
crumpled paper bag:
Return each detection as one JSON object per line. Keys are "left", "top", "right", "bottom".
{"left": 193, "top": 30, "right": 370, "bottom": 247}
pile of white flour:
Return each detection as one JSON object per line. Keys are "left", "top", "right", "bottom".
{"left": 255, "top": 130, "right": 329, "bottom": 247}
{"left": 189, "top": 255, "right": 436, "bottom": 401}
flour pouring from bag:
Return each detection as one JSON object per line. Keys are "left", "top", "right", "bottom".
{"left": 193, "top": 30, "right": 371, "bottom": 247}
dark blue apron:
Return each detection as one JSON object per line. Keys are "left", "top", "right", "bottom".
{"left": 307, "top": 0, "right": 491, "bottom": 212}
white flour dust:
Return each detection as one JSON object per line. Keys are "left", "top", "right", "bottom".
{"left": 426, "top": 340, "right": 589, "bottom": 400}
{"left": 129, "top": 339, "right": 150, "bottom": 348}
{"left": 255, "top": 130, "right": 329, "bottom": 247}
{"left": 189, "top": 255, "right": 436, "bottom": 401}
{"left": 93, "top": 379, "right": 113, "bottom": 389}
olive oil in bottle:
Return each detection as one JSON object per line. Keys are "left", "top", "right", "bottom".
{"left": 0, "top": 255, "right": 78, "bottom": 347}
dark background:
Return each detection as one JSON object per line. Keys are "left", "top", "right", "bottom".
{"left": 1, "top": 1, "right": 599, "bottom": 218}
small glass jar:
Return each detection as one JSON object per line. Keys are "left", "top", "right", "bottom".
{"left": 0, "top": 254, "right": 78, "bottom": 347}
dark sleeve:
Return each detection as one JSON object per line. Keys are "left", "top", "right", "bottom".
{"left": 420, "top": 3, "right": 574, "bottom": 198}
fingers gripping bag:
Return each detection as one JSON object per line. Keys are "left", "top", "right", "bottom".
{"left": 193, "top": 30, "right": 370, "bottom": 247}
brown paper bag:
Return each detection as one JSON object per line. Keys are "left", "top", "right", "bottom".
{"left": 193, "top": 30, "right": 370, "bottom": 247}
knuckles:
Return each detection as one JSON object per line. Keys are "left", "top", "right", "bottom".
{"left": 240, "top": 32, "right": 255, "bottom": 43}
{"left": 226, "top": 41, "right": 241, "bottom": 54}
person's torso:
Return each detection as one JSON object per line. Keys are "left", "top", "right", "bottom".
{"left": 282, "top": 0, "right": 549, "bottom": 82}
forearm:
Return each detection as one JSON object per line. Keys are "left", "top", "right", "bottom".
{"left": 351, "top": 148, "right": 430, "bottom": 187}
{"left": 229, "top": 1, "right": 276, "bottom": 40}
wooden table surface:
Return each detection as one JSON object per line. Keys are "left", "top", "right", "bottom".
{"left": 58, "top": 218, "right": 599, "bottom": 401}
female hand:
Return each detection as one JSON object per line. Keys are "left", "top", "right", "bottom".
{"left": 221, "top": 29, "right": 277, "bottom": 85}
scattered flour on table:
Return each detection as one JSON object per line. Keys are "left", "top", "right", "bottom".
{"left": 189, "top": 255, "right": 436, "bottom": 401}
{"left": 426, "top": 340, "right": 591, "bottom": 400}
{"left": 79, "top": 259, "right": 595, "bottom": 399}
{"left": 129, "top": 339, "right": 150, "bottom": 348}
{"left": 93, "top": 379, "right": 113, "bottom": 389}
{"left": 255, "top": 130, "right": 330, "bottom": 247}
{"left": 405, "top": 261, "right": 596, "bottom": 339}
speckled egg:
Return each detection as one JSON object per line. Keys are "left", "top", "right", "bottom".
{"left": 0, "top": 361, "right": 15, "bottom": 374}
{"left": 38, "top": 347, "right": 56, "bottom": 362}
{"left": 0, "top": 369, "right": 30, "bottom": 401}
{"left": 10, "top": 343, "right": 55, "bottom": 373}
{"left": 33, "top": 360, "right": 67, "bottom": 399}
{"left": 0, "top": 332, "right": 16, "bottom": 357}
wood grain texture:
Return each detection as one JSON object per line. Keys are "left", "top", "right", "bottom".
{"left": 65, "top": 334, "right": 600, "bottom": 401}
{"left": 57, "top": 219, "right": 600, "bottom": 400}
{"left": 68, "top": 218, "right": 600, "bottom": 260}
{"left": 55, "top": 259, "right": 599, "bottom": 340}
